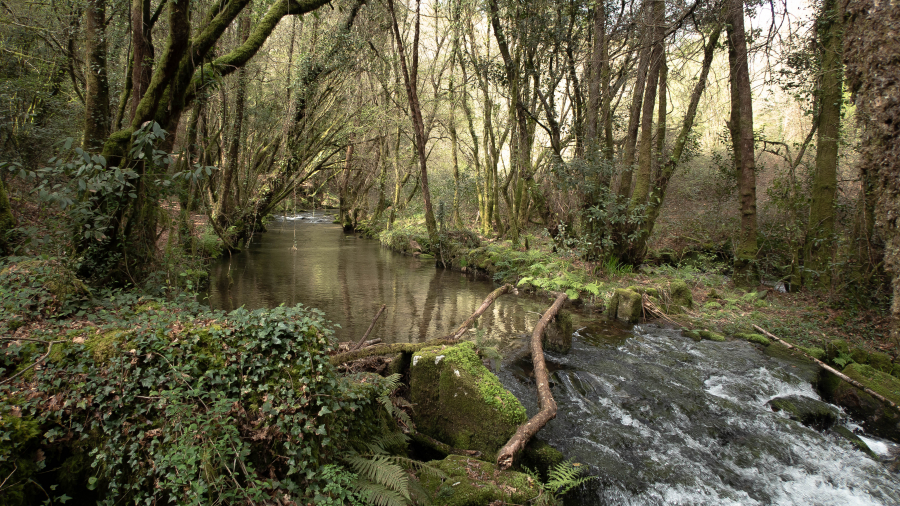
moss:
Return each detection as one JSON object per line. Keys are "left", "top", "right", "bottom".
{"left": 669, "top": 280, "right": 692, "bottom": 311}
{"left": 134, "top": 301, "right": 163, "bottom": 312}
{"left": 892, "top": 363, "right": 900, "bottom": 380}
{"left": 703, "top": 301, "right": 722, "bottom": 310}
{"left": 842, "top": 363, "right": 900, "bottom": 406}
{"left": 409, "top": 342, "right": 526, "bottom": 457}
{"left": 800, "top": 346, "right": 826, "bottom": 361}
{"left": 868, "top": 352, "right": 893, "bottom": 374}
{"left": 609, "top": 289, "right": 641, "bottom": 323}
{"left": 831, "top": 426, "right": 877, "bottom": 459}
{"left": 84, "top": 329, "right": 131, "bottom": 363}
{"left": 767, "top": 395, "right": 839, "bottom": 430}
{"left": 682, "top": 329, "right": 702, "bottom": 342}
{"left": 419, "top": 455, "right": 541, "bottom": 506}
{"left": 0, "top": 179, "right": 15, "bottom": 254}
{"left": 519, "top": 439, "right": 564, "bottom": 481}
{"left": 698, "top": 330, "right": 725, "bottom": 342}
{"left": 850, "top": 347, "right": 869, "bottom": 365}
{"left": 0, "top": 410, "right": 43, "bottom": 505}
{"left": 734, "top": 333, "right": 770, "bottom": 346}
{"left": 707, "top": 289, "right": 721, "bottom": 299}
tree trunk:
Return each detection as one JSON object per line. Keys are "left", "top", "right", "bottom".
{"left": 727, "top": 0, "right": 760, "bottom": 287}
{"left": 84, "top": 0, "right": 110, "bottom": 151}
{"left": 130, "top": 0, "right": 153, "bottom": 123}
{"left": 806, "top": 0, "right": 843, "bottom": 289}
{"left": 387, "top": 0, "right": 438, "bottom": 245}
{"left": 217, "top": 13, "right": 251, "bottom": 231}
{"left": 618, "top": 1, "right": 652, "bottom": 200}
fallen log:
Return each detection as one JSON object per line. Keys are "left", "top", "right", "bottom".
{"left": 496, "top": 293, "right": 567, "bottom": 470}
{"left": 351, "top": 304, "right": 387, "bottom": 351}
{"left": 449, "top": 284, "right": 514, "bottom": 340}
{"left": 752, "top": 325, "right": 899, "bottom": 412}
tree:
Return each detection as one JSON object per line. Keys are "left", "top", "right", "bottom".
{"left": 727, "top": 0, "right": 760, "bottom": 287}
{"left": 805, "top": 0, "right": 844, "bottom": 288}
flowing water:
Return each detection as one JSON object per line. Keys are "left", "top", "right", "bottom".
{"left": 208, "top": 214, "right": 900, "bottom": 505}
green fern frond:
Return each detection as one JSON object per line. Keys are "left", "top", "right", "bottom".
{"left": 353, "top": 477, "right": 409, "bottom": 506}
{"left": 545, "top": 461, "right": 594, "bottom": 496}
{"left": 364, "top": 431, "right": 409, "bottom": 456}
{"left": 383, "top": 455, "right": 448, "bottom": 480}
{"left": 346, "top": 455, "right": 410, "bottom": 501}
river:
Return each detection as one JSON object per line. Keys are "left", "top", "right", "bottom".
{"left": 208, "top": 213, "right": 900, "bottom": 505}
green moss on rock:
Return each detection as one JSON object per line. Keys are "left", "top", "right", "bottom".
{"left": 819, "top": 365, "right": 900, "bottom": 441}
{"left": 766, "top": 394, "right": 840, "bottom": 430}
{"left": 607, "top": 289, "right": 642, "bottom": 323}
{"left": 868, "top": 351, "right": 893, "bottom": 374}
{"left": 734, "top": 333, "right": 770, "bottom": 346}
{"left": 800, "top": 346, "right": 826, "bottom": 361}
{"left": 826, "top": 340, "right": 849, "bottom": 362}
{"left": 520, "top": 439, "right": 564, "bottom": 481}
{"left": 850, "top": 347, "right": 869, "bottom": 365}
{"left": 831, "top": 426, "right": 877, "bottom": 459}
{"left": 409, "top": 342, "right": 526, "bottom": 458}
{"left": 703, "top": 301, "right": 722, "bottom": 311}
{"left": 698, "top": 330, "right": 725, "bottom": 342}
{"left": 682, "top": 329, "right": 702, "bottom": 342}
{"left": 419, "top": 455, "right": 541, "bottom": 506}
{"left": 669, "top": 280, "right": 693, "bottom": 312}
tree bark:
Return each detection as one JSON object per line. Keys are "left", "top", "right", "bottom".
{"left": 806, "top": 0, "right": 843, "bottom": 288}
{"left": 217, "top": 12, "right": 251, "bottom": 230}
{"left": 619, "top": 0, "right": 652, "bottom": 200}
{"left": 84, "top": 0, "right": 110, "bottom": 151}
{"left": 496, "top": 292, "right": 567, "bottom": 470}
{"left": 387, "top": 0, "right": 439, "bottom": 245}
{"left": 727, "top": 0, "right": 760, "bottom": 287}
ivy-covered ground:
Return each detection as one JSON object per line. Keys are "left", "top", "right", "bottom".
{"left": 0, "top": 257, "right": 412, "bottom": 505}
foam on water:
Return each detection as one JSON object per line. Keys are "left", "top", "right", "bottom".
{"left": 500, "top": 325, "right": 900, "bottom": 505}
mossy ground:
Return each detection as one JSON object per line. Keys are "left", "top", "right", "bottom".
{"left": 418, "top": 454, "right": 541, "bottom": 506}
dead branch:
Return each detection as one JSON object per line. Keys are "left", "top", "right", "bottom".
{"left": 351, "top": 304, "right": 387, "bottom": 351}
{"left": 330, "top": 338, "right": 459, "bottom": 366}
{"left": 752, "top": 325, "right": 899, "bottom": 412}
{"left": 450, "top": 284, "right": 514, "bottom": 340}
{"left": 0, "top": 340, "right": 63, "bottom": 386}
{"left": 496, "top": 293, "right": 567, "bottom": 470}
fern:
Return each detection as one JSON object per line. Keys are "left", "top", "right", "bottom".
{"left": 523, "top": 461, "right": 595, "bottom": 506}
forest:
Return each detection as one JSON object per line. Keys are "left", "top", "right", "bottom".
{"left": 1, "top": 0, "right": 899, "bottom": 504}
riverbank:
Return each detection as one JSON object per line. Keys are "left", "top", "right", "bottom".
{"left": 360, "top": 215, "right": 900, "bottom": 425}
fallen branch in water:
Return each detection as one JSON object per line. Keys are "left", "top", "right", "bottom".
{"left": 496, "top": 292, "right": 567, "bottom": 470}
{"left": 752, "top": 325, "right": 899, "bottom": 412}
{"left": 351, "top": 305, "right": 387, "bottom": 351}
{"left": 450, "top": 284, "right": 514, "bottom": 340}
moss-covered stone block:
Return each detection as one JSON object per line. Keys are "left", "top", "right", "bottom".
{"left": 819, "top": 365, "right": 900, "bottom": 442}
{"left": 699, "top": 330, "right": 725, "bottom": 342}
{"left": 869, "top": 352, "right": 894, "bottom": 374}
{"left": 419, "top": 455, "right": 541, "bottom": 506}
{"left": 543, "top": 309, "right": 573, "bottom": 354}
{"left": 703, "top": 301, "right": 722, "bottom": 311}
{"left": 608, "top": 289, "right": 641, "bottom": 323}
{"left": 766, "top": 394, "right": 840, "bottom": 430}
{"left": 735, "top": 333, "right": 770, "bottom": 346}
{"left": 410, "top": 342, "right": 526, "bottom": 458}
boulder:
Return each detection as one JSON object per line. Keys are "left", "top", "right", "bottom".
{"left": 606, "top": 289, "right": 642, "bottom": 323}
{"left": 698, "top": 330, "right": 725, "bottom": 342}
{"left": 682, "top": 329, "right": 703, "bottom": 342}
{"left": 766, "top": 395, "right": 840, "bottom": 431}
{"left": 831, "top": 426, "right": 877, "bottom": 459}
{"left": 668, "top": 280, "right": 693, "bottom": 312}
{"left": 819, "top": 364, "right": 900, "bottom": 442}
{"left": 734, "top": 333, "right": 770, "bottom": 346}
{"left": 825, "top": 340, "right": 849, "bottom": 362}
{"left": 409, "top": 342, "right": 526, "bottom": 458}
{"left": 419, "top": 455, "right": 541, "bottom": 506}
{"left": 869, "top": 351, "right": 894, "bottom": 374}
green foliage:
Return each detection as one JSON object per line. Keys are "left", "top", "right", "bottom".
{"left": 1, "top": 295, "right": 397, "bottom": 504}
{"left": 523, "top": 460, "right": 594, "bottom": 506}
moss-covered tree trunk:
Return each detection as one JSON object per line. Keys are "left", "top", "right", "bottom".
{"left": 0, "top": 179, "right": 15, "bottom": 254}
{"left": 618, "top": 0, "right": 651, "bottom": 200}
{"left": 727, "top": 0, "right": 760, "bottom": 287}
{"left": 842, "top": 0, "right": 900, "bottom": 340}
{"left": 130, "top": 0, "right": 153, "bottom": 123}
{"left": 806, "top": 0, "right": 844, "bottom": 288}
{"left": 83, "top": 0, "right": 110, "bottom": 151}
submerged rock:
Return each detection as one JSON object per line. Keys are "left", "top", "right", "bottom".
{"left": 409, "top": 342, "right": 526, "bottom": 458}
{"left": 419, "top": 454, "right": 541, "bottom": 506}
{"left": 767, "top": 395, "right": 840, "bottom": 431}
{"left": 831, "top": 425, "right": 878, "bottom": 459}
